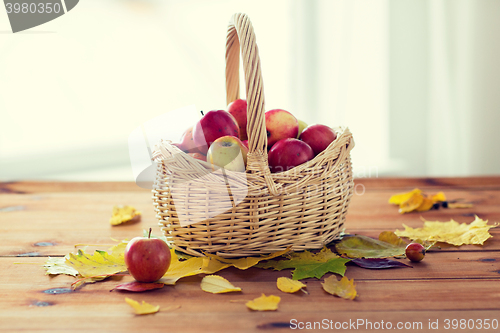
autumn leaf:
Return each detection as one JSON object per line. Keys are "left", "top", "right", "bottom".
{"left": 378, "top": 231, "right": 407, "bottom": 247}
{"left": 200, "top": 275, "right": 242, "bottom": 294}
{"left": 125, "top": 297, "right": 159, "bottom": 315}
{"left": 389, "top": 188, "right": 448, "bottom": 214}
{"left": 335, "top": 235, "right": 406, "bottom": 258}
{"left": 110, "top": 205, "right": 141, "bottom": 226}
{"left": 395, "top": 216, "right": 498, "bottom": 246}
{"left": 388, "top": 188, "right": 422, "bottom": 205}
{"left": 204, "top": 248, "right": 291, "bottom": 270}
{"left": 160, "top": 249, "right": 205, "bottom": 285}
{"left": 111, "top": 281, "right": 164, "bottom": 292}
{"left": 246, "top": 294, "right": 280, "bottom": 311}
{"left": 66, "top": 249, "right": 127, "bottom": 278}
{"left": 277, "top": 277, "right": 306, "bottom": 293}
{"left": 44, "top": 256, "right": 79, "bottom": 276}
{"left": 321, "top": 275, "right": 357, "bottom": 300}
{"left": 258, "top": 247, "right": 350, "bottom": 280}
{"left": 350, "top": 258, "right": 412, "bottom": 269}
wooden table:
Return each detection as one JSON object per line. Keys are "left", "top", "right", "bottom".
{"left": 1, "top": 178, "right": 500, "bottom": 332}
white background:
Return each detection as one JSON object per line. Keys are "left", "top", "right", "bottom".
{"left": 1, "top": 0, "right": 499, "bottom": 181}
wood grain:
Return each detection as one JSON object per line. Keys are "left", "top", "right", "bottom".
{"left": 1, "top": 178, "right": 500, "bottom": 332}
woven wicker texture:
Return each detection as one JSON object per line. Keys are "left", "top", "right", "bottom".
{"left": 152, "top": 13, "right": 355, "bottom": 257}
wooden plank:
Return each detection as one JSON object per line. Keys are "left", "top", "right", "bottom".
{"left": 1, "top": 257, "right": 499, "bottom": 332}
{"left": 1, "top": 188, "right": 499, "bottom": 256}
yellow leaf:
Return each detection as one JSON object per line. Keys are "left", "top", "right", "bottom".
{"left": 395, "top": 216, "right": 498, "bottom": 246}
{"left": 416, "top": 196, "right": 434, "bottom": 212}
{"left": 246, "top": 294, "right": 280, "bottom": 311}
{"left": 204, "top": 248, "right": 291, "bottom": 270}
{"left": 431, "top": 192, "right": 447, "bottom": 203}
{"left": 321, "top": 275, "right": 357, "bottom": 300}
{"left": 160, "top": 249, "right": 205, "bottom": 285}
{"left": 399, "top": 192, "right": 424, "bottom": 214}
{"left": 276, "top": 277, "right": 306, "bottom": 293}
{"left": 389, "top": 188, "right": 422, "bottom": 205}
{"left": 125, "top": 297, "right": 160, "bottom": 315}
{"left": 44, "top": 256, "right": 79, "bottom": 276}
{"left": 66, "top": 249, "right": 126, "bottom": 278}
{"left": 200, "top": 275, "right": 242, "bottom": 294}
{"left": 110, "top": 205, "right": 141, "bottom": 226}
{"left": 378, "top": 231, "right": 407, "bottom": 247}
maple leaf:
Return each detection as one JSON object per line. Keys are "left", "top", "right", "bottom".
{"left": 321, "top": 275, "right": 357, "bottom": 300}
{"left": 246, "top": 294, "right": 280, "bottom": 311}
{"left": 110, "top": 205, "right": 141, "bottom": 226}
{"left": 200, "top": 275, "right": 242, "bottom": 294}
{"left": 111, "top": 282, "right": 164, "bottom": 292}
{"left": 125, "top": 297, "right": 160, "bottom": 315}
{"left": 258, "top": 247, "right": 350, "bottom": 280}
{"left": 276, "top": 277, "right": 306, "bottom": 293}
{"left": 335, "top": 235, "right": 406, "bottom": 258}
{"left": 44, "top": 256, "right": 79, "bottom": 276}
{"left": 395, "top": 216, "right": 498, "bottom": 246}
{"left": 66, "top": 249, "right": 127, "bottom": 278}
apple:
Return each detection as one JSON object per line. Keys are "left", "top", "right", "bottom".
{"left": 207, "top": 135, "right": 248, "bottom": 172}
{"left": 405, "top": 243, "right": 426, "bottom": 262}
{"left": 299, "top": 124, "right": 337, "bottom": 156}
{"left": 124, "top": 228, "right": 171, "bottom": 283}
{"left": 297, "top": 119, "right": 308, "bottom": 138}
{"left": 227, "top": 99, "right": 248, "bottom": 141}
{"left": 188, "top": 152, "right": 206, "bottom": 162}
{"left": 241, "top": 140, "right": 248, "bottom": 149}
{"left": 175, "top": 126, "right": 199, "bottom": 153}
{"left": 193, "top": 110, "right": 240, "bottom": 155}
{"left": 268, "top": 138, "right": 314, "bottom": 173}
{"left": 265, "top": 109, "right": 299, "bottom": 148}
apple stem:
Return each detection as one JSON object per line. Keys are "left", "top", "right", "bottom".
{"left": 200, "top": 110, "right": 204, "bottom": 116}
{"left": 148, "top": 228, "right": 152, "bottom": 239}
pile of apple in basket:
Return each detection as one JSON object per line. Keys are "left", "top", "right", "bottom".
{"left": 173, "top": 99, "right": 338, "bottom": 173}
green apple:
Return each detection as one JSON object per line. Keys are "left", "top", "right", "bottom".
{"left": 207, "top": 136, "right": 248, "bottom": 172}
{"left": 297, "top": 119, "right": 308, "bottom": 138}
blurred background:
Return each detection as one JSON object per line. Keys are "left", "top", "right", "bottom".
{"left": 1, "top": 0, "right": 499, "bottom": 181}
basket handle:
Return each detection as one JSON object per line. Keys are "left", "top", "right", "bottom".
{"left": 225, "top": 13, "right": 279, "bottom": 196}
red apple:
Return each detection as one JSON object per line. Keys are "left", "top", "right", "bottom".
{"left": 207, "top": 135, "right": 248, "bottom": 172}
{"left": 227, "top": 99, "right": 248, "bottom": 141}
{"left": 193, "top": 110, "right": 240, "bottom": 154}
{"left": 241, "top": 140, "right": 248, "bottom": 149}
{"left": 299, "top": 124, "right": 337, "bottom": 155}
{"left": 268, "top": 138, "right": 314, "bottom": 173}
{"left": 188, "top": 152, "right": 206, "bottom": 162}
{"left": 265, "top": 109, "right": 299, "bottom": 149}
{"left": 175, "top": 126, "right": 199, "bottom": 153}
{"left": 124, "top": 229, "right": 171, "bottom": 283}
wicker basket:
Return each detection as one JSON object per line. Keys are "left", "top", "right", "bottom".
{"left": 152, "top": 13, "right": 355, "bottom": 258}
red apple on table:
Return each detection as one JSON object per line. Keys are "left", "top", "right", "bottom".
{"left": 265, "top": 109, "right": 299, "bottom": 149}
{"left": 227, "top": 99, "right": 248, "bottom": 141}
{"left": 207, "top": 135, "right": 248, "bottom": 172}
{"left": 268, "top": 138, "right": 314, "bottom": 173}
{"left": 299, "top": 124, "right": 337, "bottom": 156}
{"left": 124, "top": 228, "right": 171, "bottom": 283}
{"left": 193, "top": 110, "right": 240, "bottom": 154}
